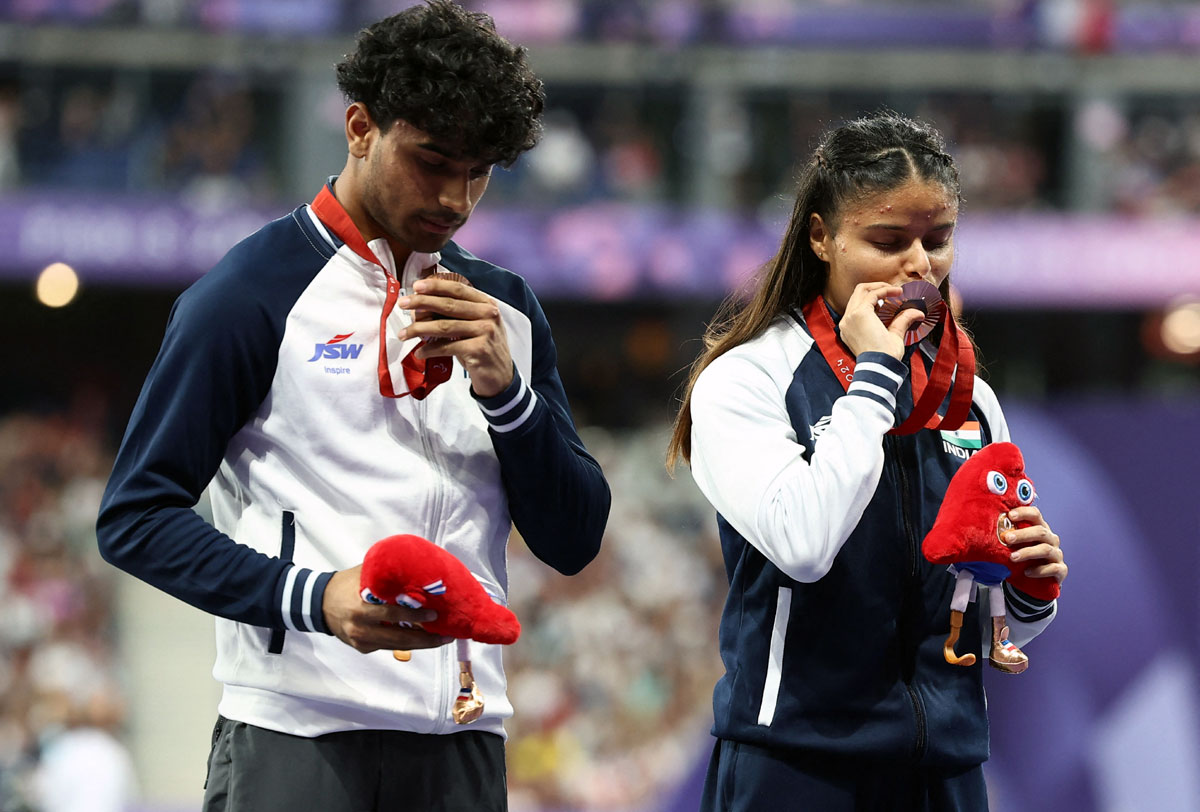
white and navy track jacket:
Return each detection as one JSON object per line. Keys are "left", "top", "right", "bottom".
{"left": 689, "top": 312, "right": 1056, "bottom": 766}
{"left": 97, "top": 189, "right": 610, "bottom": 739}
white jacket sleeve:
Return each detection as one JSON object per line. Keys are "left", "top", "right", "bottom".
{"left": 689, "top": 338, "right": 909, "bottom": 584}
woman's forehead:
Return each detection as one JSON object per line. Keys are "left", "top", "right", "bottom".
{"left": 839, "top": 179, "right": 958, "bottom": 221}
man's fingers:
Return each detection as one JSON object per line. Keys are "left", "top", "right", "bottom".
{"left": 344, "top": 623, "right": 452, "bottom": 654}
{"left": 376, "top": 605, "right": 438, "bottom": 626}
{"left": 399, "top": 294, "right": 499, "bottom": 322}
{"left": 412, "top": 276, "right": 480, "bottom": 298}
{"left": 381, "top": 628, "right": 454, "bottom": 651}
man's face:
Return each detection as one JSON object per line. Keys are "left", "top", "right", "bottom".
{"left": 359, "top": 118, "right": 493, "bottom": 255}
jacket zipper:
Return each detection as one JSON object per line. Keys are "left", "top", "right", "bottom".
{"left": 409, "top": 358, "right": 454, "bottom": 731}
{"left": 886, "top": 435, "right": 929, "bottom": 761}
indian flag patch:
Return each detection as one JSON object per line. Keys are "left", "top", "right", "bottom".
{"left": 941, "top": 421, "right": 982, "bottom": 450}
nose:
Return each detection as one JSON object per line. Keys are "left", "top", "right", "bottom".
{"left": 439, "top": 173, "right": 472, "bottom": 216}
{"left": 903, "top": 242, "right": 932, "bottom": 280}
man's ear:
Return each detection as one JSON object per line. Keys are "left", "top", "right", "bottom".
{"left": 346, "top": 102, "right": 376, "bottom": 159}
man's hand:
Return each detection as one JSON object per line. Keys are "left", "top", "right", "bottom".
{"left": 322, "top": 566, "right": 452, "bottom": 654}
{"left": 397, "top": 275, "right": 513, "bottom": 397}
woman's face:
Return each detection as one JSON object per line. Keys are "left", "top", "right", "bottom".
{"left": 810, "top": 177, "right": 958, "bottom": 314}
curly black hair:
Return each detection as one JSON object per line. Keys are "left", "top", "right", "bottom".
{"left": 335, "top": 0, "right": 544, "bottom": 167}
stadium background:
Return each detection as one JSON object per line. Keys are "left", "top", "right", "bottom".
{"left": 2, "top": 1, "right": 1200, "bottom": 810}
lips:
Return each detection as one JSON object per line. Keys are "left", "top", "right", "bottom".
{"left": 417, "top": 216, "right": 460, "bottom": 235}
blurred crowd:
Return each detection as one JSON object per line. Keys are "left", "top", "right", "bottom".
{"left": 0, "top": 412, "right": 135, "bottom": 812}
{"left": 0, "top": 411, "right": 727, "bottom": 812}
{"left": 4, "top": 59, "right": 1200, "bottom": 218}
{"left": 4, "top": 0, "right": 1200, "bottom": 50}
{"left": 2, "top": 72, "right": 274, "bottom": 207}
{"left": 504, "top": 425, "right": 724, "bottom": 811}
{"left": 3, "top": 1, "right": 1199, "bottom": 219}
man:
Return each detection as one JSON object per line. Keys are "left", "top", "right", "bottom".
{"left": 96, "top": 3, "right": 611, "bottom": 810}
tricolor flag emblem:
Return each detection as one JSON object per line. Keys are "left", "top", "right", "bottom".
{"left": 940, "top": 421, "right": 982, "bottom": 450}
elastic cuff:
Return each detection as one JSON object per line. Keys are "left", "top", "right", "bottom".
{"left": 276, "top": 566, "right": 335, "bottom": 634}
{"left": 309, "top": 571, "right": 334, "bottom": 634}
{"left": 473, "top": 364, "right": 539, "bottom": 434}
{"left": 1003, "top": 580, "right": 1055, "bottom": 622}
{"left": 847, "top": 352, "right": 908, "bottom": 412}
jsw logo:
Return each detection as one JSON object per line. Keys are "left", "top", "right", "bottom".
{"left": 308, "top": 333, "right": 364, "bottom": 362}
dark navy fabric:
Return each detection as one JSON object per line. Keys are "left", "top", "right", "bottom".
{"left": 96, "top": 214, "right": 608, "bottom": 631}
{"left": 712, "top": 352, "right": 990, "bottom": 766}
{"left": 97, "top": 208, "right": 329, "bottom": 631}
{"left": 700, "top": 738, "right": 988, "bottom": 811}
{"left": 445, "top": 241, "right": 609, "bottom": 575}
{"left": 706, "top": 317, "right": 1053, "bottom": 769}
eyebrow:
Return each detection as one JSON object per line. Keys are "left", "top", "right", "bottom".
{"left": 863, "top": 221, "right": 956, "bottom": 232}
{"left": 417, "top": 142, "right": 457, "bottom": 158}
{"left": 416, "top": 141, "right": 493, "bottom": 169}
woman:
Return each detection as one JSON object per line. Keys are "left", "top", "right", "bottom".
{"left": 667, "top": 112, "right": 1067, "bottom": 810}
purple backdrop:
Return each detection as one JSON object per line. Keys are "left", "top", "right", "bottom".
{"left": 6, "top": 193, "right": 1200, "bottom": 308}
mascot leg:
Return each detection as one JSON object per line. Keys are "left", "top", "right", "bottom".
{"left": 988, "top": 586, "right": 1029, "bottom": 674}
{"left": 452, "top": 638, "right": 485, "bottom": 724}
{"left": 944, "top": 569, "right": 977, "bottom": 667}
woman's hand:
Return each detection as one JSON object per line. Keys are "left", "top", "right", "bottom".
{"left": 1002, "top": 505, "right": 1068, "bottom": 586}
{"left": 837, "top": 282, "right": 926, "bottom": 360}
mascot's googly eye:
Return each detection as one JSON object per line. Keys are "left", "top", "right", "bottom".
{"left": 360, "top": 587, "right": 385, "bottom": 605}
{"left": 1016, "top": 479, "right": 1034, "bottom": 504}
{"left": 986, "top": 471, "right": 1008, "bottom": 495}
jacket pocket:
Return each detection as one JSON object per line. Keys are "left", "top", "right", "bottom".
{"left": 267, "top": 510, "right": 296, "bottom": 654}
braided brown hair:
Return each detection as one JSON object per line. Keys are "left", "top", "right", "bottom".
{"left": 667, "top": 111, "right": 962, "bottom": 470}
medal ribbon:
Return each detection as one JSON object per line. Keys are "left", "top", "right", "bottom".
{"left": 310, "top": 185, "right": 445, "bottom": 400}
{"left": 800, "top": 296, "right": 975, "bottom": 434}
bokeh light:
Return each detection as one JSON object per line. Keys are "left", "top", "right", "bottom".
{"left": 35, "top": 262, "right": 80, "bottom": 308}
{"left": 1161, "top": 298, "right": 1200, "bottom": 356}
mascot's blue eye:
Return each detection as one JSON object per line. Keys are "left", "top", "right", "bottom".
{"left": 1016, "top": 479, "right": 1034, "bottom": 504}
{"left": 360, "top": 588, "right": 385, "bottom": 605}
{"left": 986, "top": 471, "right": 1008, "bottom": 495}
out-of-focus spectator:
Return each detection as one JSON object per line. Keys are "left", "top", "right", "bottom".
{"left": 1107, "top": 108, "right": 1200, "bottom": 215}
{"left": 10, "top": 71, "right": 278, "bottom": 204}
{"left": 596, "top": 95, "right": 667, "bottom": 202}
{"left": 923, "top": 98, "right": 1052, "bottom": 210}
{"left": 29, "top": 642, "right": 137, "bottom": 812}
{"left": 522, "top": 109, "right": 598, "bottom": 203}
{"left": 19, "top": 80, "right": 136, "bottom": 191}
{"left": 0, "top": 85, "right": 19, "bottom": 189}
{"left": 505, "top": 424, "right": 726, "bottom": 810}
{"left": 1073, "top": 98, "right": 1200, "bottom": 215}
{"left": 0, "top": 412, "right": 134, "bottom": 812}
{"left": 154, "top": 77, "right": 273, "bottom": 208}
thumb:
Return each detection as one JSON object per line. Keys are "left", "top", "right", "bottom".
{"left": 888, "top": 307, "right": 925, "bottom": 339}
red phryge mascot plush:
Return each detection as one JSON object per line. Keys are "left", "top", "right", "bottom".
{"left": 922, "top": 442, "right": 1059, "bottom": 674}
{"left": 360, "top": 534, "right": 520, "bottom": 723}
